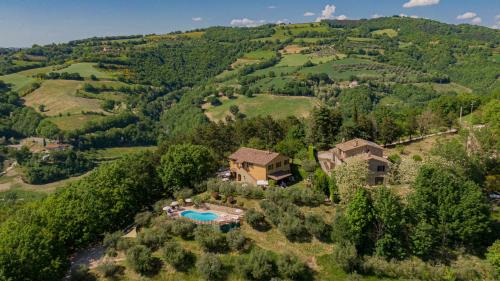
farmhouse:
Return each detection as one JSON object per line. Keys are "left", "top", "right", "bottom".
{"left": 318, "top": 138, "right": 389, "bottom": 185}
{"left": 228, "top": 147, "right": 292, "bottom": 186}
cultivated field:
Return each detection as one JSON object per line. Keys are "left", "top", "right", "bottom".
{"left": 204, "top": 94, "right": 319, "bottom": 122}
{"left": 23, "top": 80, "right": 107, "bottom": 116}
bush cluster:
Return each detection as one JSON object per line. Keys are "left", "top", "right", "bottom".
{"left": 161, "top": 241, "right": 194, "bottom": 272}
{"left": 194, "top": 225, "right": 228, "bottom": 253}
{"left": 206, "top": 179, "right": 264, "bottom": 199}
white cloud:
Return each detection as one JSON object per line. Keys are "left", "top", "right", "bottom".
{"left": 403, "top": 0, "right": 439, "bottom": 8}
{"left": 493, "top": 15, "right": 500, "bottom": 29}
{"left": 268, "top": 5, "right": 276, "bottom": 9}
{"left": 471, "top": 17, "right": 482, "bottom": 25}
{"left": 336, "top": 15, "right": 348, "bottom": 20}
{"left": 457, "top": 12, "right": 477, "bottom": 20}
{"left": 192, "top": 17, "right": 203, "bottom": 22}
{"left": 304, "top": 12, "right": 315, "bottom": 17}
{"left": 316, "top": 4, "right": 336, "bottom": 22}
{"left": 410, "top": 15, "right": 419, "bottom": 19}
{"left": 372, "top": 14, "right": 383, "bottom": 19}
{"left": 276, "top": 19, "right": 289, "bottom": 24}
{"left": 230, "top": 18, "right": 265, "bottom": 27}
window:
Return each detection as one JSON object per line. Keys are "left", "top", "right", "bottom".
{"left": 276, "top": 161, "right": 281, "bottom": 168}
{"left": 284, "top": 159, "right": 289, "bottom": 165}
{"left": 268, "top": 164, "right": 274, "bottom": 170}
{"left": 377, "top": 165, "right": 386, "bottom": 172}
{"left": 375, "top": 177, "right": 384, "bottom": 185}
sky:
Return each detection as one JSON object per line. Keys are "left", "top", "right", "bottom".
{"left": 0, "top": 0, "right": 498, "bottom": 47}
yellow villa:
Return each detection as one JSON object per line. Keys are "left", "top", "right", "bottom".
{"left": 228, "top": 147, "right": 292, "bottom": 186}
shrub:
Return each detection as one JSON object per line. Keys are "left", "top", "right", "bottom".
{"left": 245, "top": 208, "right": 268, "bottom": 230}
{"left": 388, "top": 154, "right": 401, "bottom": 164}
{"left": 277, "top": 253, "right": 309, "bottom": 280}
{"left": 134, "top": 211, "right": 153, "bottom": 229}
{"left": 486, "top": 240, "right": 500, "bottom": 275}
{"left": 332, "top": 242, "right": 359, "bottom": 273}
{"left": 171, "top": 220, "right": 196, "bottom": 239}
{"left": 304, "top": 213, "right": 327, "bottom": 240}
{"left": 197, "top": 253, "right": 224, "bottom": 281}
{"left": 96, "top": 262, "right": 123, "bottom": 278}
{"left": 260, "top": 201, "right": 284, "bottom": 226}
{"left": 70, "top": 265, "right": 95, "bottom": 281}
{"left": 241, "top": 249, "right": 277, "bottom": 280}
{"left": 126, "top": 245, "right": 160, "bottom": 275}
{"left": 278, "top": 215, "right": 309, "bottom": 242}
{"left": 227, "top": 229, "right": 247, "bottom": 252}
{"left": 174, "top": 188, "right": 193, "bottom": 201}
{"left": 161, "top": 241, "right": 194, "bottom": 272}
{"left": 288, "top": 187, "right": 323, "bottom": 206}
{"left": 116, "top": 237, "right": 136, "bottom": 251}
{"left": 412, "top": 154, "right": 423, "bottom": 162}
{"left": 137, "top": 227, "right": 168, "bottom": 250}
{"left": 102, "top": 231, "right": 123, "bottom": 249}
{"left": 153, "top": 199, "right": 172, "bottom": 213}
{"left": 194, "top": 225, "right": 228, "bottom": 252}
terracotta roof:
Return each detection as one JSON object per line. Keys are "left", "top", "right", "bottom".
{"left": 335, "top": 138, "right": 382, "bottom": 152}
{"left": 228, "top": 147, "right": 282, "bottom": 166}
{"left": 365, "top": 154, "right": 389, "bottom": 163}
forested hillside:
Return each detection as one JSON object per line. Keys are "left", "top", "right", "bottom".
{"left": 0, "top": 16, "right": 499, "bottom": 281}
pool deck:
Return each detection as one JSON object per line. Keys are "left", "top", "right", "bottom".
{"left": 171, "top": 204, "right": 244, "bottom": 225}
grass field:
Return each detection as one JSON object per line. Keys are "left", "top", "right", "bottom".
{"left": 204, "top": 94, "right": 319, "bottom": 122}
{"left": 23, "top": 80, "right": 107, "bottom": 116}
{"left": 0, "top": 73, "right": 35, "bottom": 92}
{"left": 48, "top": 113, "right": 108, "bottom": 131}
{"left": 299, "top": 58, "right": 380, "bottom": 80}
{"left": 415, "top": 82, "right": 472, "bottom": 94}
{"left": 56, "top": 63, "right": 114, "bottom": 79}
{"left": 372, "top": 29, "right": 398, "bottom": 38}
{"left": 87, "top": 146, "right": 157, "bottom": 160}
{"left": 277, "top": 54, "right": 336, "bottom": 67}
{"left": 242, "top": 50, "right": 276, "bottom": 60}
{"left": 17, "top": 65, "right": 63, "bottom": 76}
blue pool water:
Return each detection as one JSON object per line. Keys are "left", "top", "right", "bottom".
{"left": 181, "top": 210, "right": 219, "bottom": 222}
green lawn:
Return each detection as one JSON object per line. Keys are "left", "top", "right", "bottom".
{"left": 204, "top": 94, "right": 319, "bottom": 122}
{"left": 55, "top": 63, "right": 114, "bottom": 79}
{"left": 0, "top": 73, "right": 35, "bottom": 92}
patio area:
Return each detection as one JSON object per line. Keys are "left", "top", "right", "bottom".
{"left": 166, "top": 202, "right": 245, "bottom": 227}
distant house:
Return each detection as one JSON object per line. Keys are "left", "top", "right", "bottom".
{"left": 318, "top": 138, "right": 389, "bottom": 185}
{"left": 228, "top": 147, "right": 292, "bottom": 186}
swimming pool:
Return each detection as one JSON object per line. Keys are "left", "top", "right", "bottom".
{"left": 181, "top": 210, "right": 219, "bottom": 222}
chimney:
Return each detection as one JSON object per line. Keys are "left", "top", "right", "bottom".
{"left": 354, "top": 140, "right": 358, "bottom": 147}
